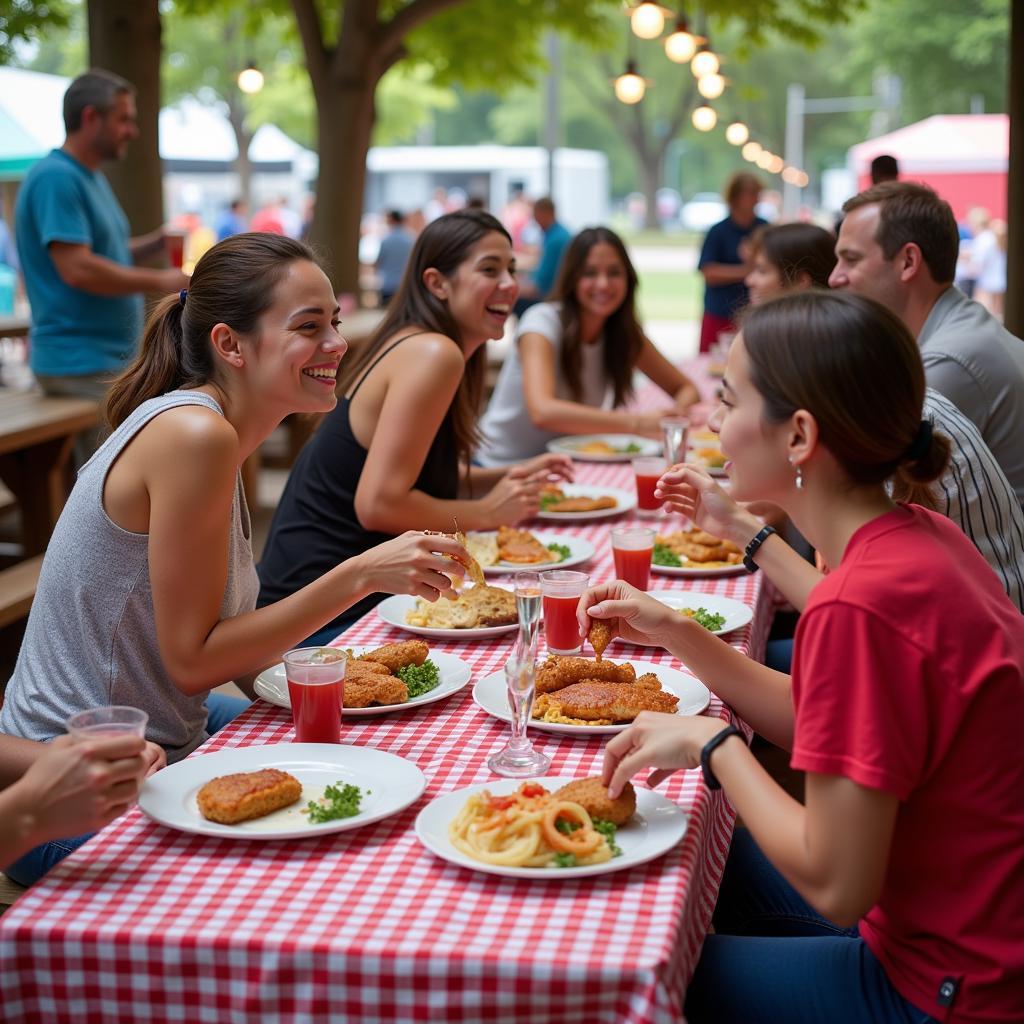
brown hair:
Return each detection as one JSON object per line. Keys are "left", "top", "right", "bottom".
{"left": 725, "top": 172, "right": 763, "bottom": 208}
{"left": 64, "top": 69, "right": 134, "bottom": 133}
{"left": 842, "top": 181, "right": 959, "bottom": 284}
{"left": 338, "top": 209, "right": 512, "bottom": 469}
{"left": 549, "top": 227, "right": 644, "bottom": 407}
{"left": 740, "top": 291, "right": 950, "bottom": 506}
{"left": 105, "top": 233, "right": 319, "bottom": 428}
{"left": 749, "top": 223, "right": 837, "bottom": 290}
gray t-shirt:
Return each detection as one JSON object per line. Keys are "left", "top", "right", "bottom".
{"left": 918, "top": 286, "right": 1024, "bottom": 506}
{"left": 477, "top": 302, "right": 611, "bottom": 466}
{"left": 0, "top": 390, "right": 259, "bottom": 762}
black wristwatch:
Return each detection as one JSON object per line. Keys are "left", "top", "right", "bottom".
{"left": 700, "top": 725, "right": 742, "bottom": 790}
{"left": 743, "top": 525, "right": 777, "bottom": 573}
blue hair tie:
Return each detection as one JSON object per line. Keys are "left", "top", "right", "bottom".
{"left": 179, "top": 289, "right": 188, "bottom": 308}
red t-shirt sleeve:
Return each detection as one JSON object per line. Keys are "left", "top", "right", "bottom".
{"left": 791, "top": 601, "right": 931, "bottom": 801}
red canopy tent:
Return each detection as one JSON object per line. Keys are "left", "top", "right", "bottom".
{"left": 849, "top": 113, "right": 1008, "bottom": 221}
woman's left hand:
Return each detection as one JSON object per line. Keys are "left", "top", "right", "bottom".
{"left": 142, "top": 742, "right": 167, "bottom": 777}
{"left": 505, "top": 452, "right": 574, "bottom": 485}
{"left": 601, "top": 712, "right": 731, "bottom": 798}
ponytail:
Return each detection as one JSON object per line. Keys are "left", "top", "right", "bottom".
{"left": 105, "top": 294, "right": 206, "bottom": 428}
{"left": 103, "top": 232, "right": 320, "bottom": 429}
{"left": 891, "top": 429, "right": 953, "bottom": 511}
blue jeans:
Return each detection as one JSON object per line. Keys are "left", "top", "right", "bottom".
{"left": 4, "top": 693, "right": 250, "bottom": 886}
{"left": 685, "top": 830, "right": 938, "bottom": 1024}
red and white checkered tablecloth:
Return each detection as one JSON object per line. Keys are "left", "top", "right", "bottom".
{"left": 0, "top": 376, "right": 773, "bottom": 1024}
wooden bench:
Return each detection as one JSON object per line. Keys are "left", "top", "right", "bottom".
{"left": 0, "top": 553, "right": 43, "bottom": 630}
{"left": 0, "top": 872, "right": 27, "bottom": 915}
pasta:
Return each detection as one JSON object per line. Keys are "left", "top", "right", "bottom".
{"left": 448, "top": 783, "right": 618, "bottom": 868}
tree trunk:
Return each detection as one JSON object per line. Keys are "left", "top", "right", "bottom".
{"left": 226, "top": 96, "right": 254, "bottom": 210}
{"left": 639, "top": 150, "right": 661, "bottom": 231}
{"left": 310, "top": 85, "right": 376, "bottom": 299}
{"left": 86, "top": 0, "right": 164, "bottom": 234}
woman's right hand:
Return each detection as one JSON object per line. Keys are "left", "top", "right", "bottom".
{"left": 356, "top": 530, "right": 469, "bottom": 601}
{"left": 655, "top": 464, "right": 759, "bottom": 547}
{"left": 576, "top": 581, "right": 678, "bottom": 648}
{"left": 481, "top": 472, "right": 544, "bottom": 525}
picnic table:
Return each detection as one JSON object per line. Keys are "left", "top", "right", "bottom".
{"left": 0, "top": 361, "right": 769, "bottom": 1023}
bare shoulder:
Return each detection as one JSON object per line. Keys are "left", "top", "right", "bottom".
{"left": 136, "top": 402, "right": 239, "bottom": 467}
{"left": 398, "top": 330, "right": 465, "bottom": 369}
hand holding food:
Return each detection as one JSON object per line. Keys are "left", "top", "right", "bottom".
{"left": 601, "top": 712, "right": 733, "bottom": 799}
{"left": 588, "top": 619, "right": 613, "bottom": 661}
{"left": 576, "top": 581, "right": 677, "bottom": 649}
{"left": 354, "top": 531, "right": 469, "bottom": 602}
{"left": 654, "top": 465, "right": 759, "bottom": 549}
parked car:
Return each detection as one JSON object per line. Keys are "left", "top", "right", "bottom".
{"left": 680, "top": 192, "right": 728, "bottom": 233}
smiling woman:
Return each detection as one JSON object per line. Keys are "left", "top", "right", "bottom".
{"left": 0, "top": 232, "right": 471, "bottom": 886}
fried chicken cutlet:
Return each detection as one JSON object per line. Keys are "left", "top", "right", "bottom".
{"left": 360, "top": 640, "right": 428, "bottom": 673}
{"left": 535, "top": 655, "right": 637, "bottom": 694}
{"left": 534, "top": 681, "right": 679, "bottom": 722}
{"left": 497, "top": 525, "right": 550, "bottom": 564}
{"left": 588, "top": 620, "right": 613, "bottom": 661}
{"left": 197, "top": 768, "right": 302, "bottom": 825}
{"left": 554, "top": 777, "right": 636, "bottom": 825}
{"left": 345, "top": 675, "right": 409, "bottom": 708}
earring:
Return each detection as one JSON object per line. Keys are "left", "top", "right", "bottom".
{"left": 790, "top": 458, "right": 804, "bottom": 490}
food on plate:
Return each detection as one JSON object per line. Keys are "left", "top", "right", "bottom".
{"left": 197, "top": 768, "right": 302, "bottom": 824}
{"left": 539, "top": 486, "right": 618, "bottom": 514}
{"left": 465, "top": 531, "right": 500, "bottom": 567}
{"left": 654, "top": 528, "right": 743, "bottom": 568}
{"left": 405, "top": 584, "right": 516, "bottom": 630}
{"left": 448, "top": 779, "right": 629, "bottom": 868}
{"left": 689, "top": 428, "right": 720, "bottom": 444}
{"left": 360, "top": 639, "right": 429, "bottom": 673}
{"left": 679, "top": 606, "right": 728, "bottom": 632}
{"left": 571, "top": 440, "right": 642, "bottom": 456}
{"left": 428, "top": 527, "right": 487, "bottom": 585}
{"left": 588, "top": 620, "right": 613, "bottom": 661}
{"left": 305, "top": 781, "right": 365, "bottom": 823}
{"left": 331, "top": 640, "right": 442, "bottom": 706}
{"left": 534, "top": 681, "right": 679, "bottom": 723}
{"left": 535, "top": 655, "right": 636, "bottom": 694}
{"left": 692, "top": 447, "right": 727, "bottom": 469}
{"left": 345, "top": 674, "right": 410, "bottom": 708}
{"left": 497, "top": 525, "right": 551, "bottom": 563}
{"left": 553, "top": 777, "right": 637, "bottom": 826}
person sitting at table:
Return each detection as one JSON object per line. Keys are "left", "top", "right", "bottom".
{"left": 585, "top": 291, "right": 1024, "bottom": 1024}
{"left": 0, "top": 232, "right": 470, "bottom": 885}
{"left": 0, "top": 731, "right": 163, "bottom": 870}
{"left": 476, "top": 226, "right": 700, "bottom": 466}
{"left": 257, "top": 210, "right": 573, "bottom": 645}
{"left": 737, "top": 224, "right": 1024, "bottom": 613}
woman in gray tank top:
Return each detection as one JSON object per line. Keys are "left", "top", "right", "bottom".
{"left": 0, "top": 233, "right": 470, "bottom": 885}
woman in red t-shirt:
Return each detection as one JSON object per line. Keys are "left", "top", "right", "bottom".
{"left": 581, "top": 291, "right": 1024, "bottom": 1024}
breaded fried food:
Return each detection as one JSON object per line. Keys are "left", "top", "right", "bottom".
{"left": 405, "top": 585, "right": 515, "bottom": 629}
{"left": 497, "top": 525, "right": 550, "bottom": 564}
{"left": 634, "top": 672, "right": 662, "bottom": 690}
{"left": 360, "top": 640, "right": 428, "bottom": 673}
{"left": 465, "top": 532, "right": 500, "bottom": 567}
{"left": 534, "top": 681, "right": 679, "bottom": 722}
{"left": 656, "top": 529, "right": 742, "bottom": 566}
{"left": 463, "top": 585, "right": 516, "bottom": 626}
{"left": 588, "top": 620, "right": 613, "bottom": 661}
{"left": 455, "top": 529, "right": 486, "bottom": 585}
{"left": 545, "top": 495, "right": 618, "bottom": 513}
{"left": 535, "top": 655, "right": 636, "bottom": 694}
{"left": 344, "top": 674, "right": 409, "bottom": 708}
{"left": 554, "top": 777, "right": 636, "bottom": 825}
{"left": 345, "top": 659, "right": 392, "bottom": 683}
{"left": 197, "top": 768, "right": 302, "bottom": 825}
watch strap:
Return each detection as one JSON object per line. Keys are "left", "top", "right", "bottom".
{"left": 700, "top": 725, "right": 742, "bottom": 790}
{"left": 743, "top": 525, "right": 778, "bottom": 573}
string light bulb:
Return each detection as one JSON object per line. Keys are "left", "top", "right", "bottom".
{"left": 726, "top": 121, "right": 749, "bottom": 146}
{"left": 630, "top": 2, "right": 666, "bottom": 40}
{"left": 614, "top": 61, "right": 647, "bottom": 104}
{"left": 697, "top": 72, "right": 725, "bottom": 99}
{"left": 664, "top": 19, "right": 698, "bottom": 63}
{"left": 741, "top": 141, "right": 763, "bottom": 162}
{"left": 767, "top": 154, "right": 785, "bottom": 174}
{"left": 692, "top": 105, "right": 717, "bottom": 131}
{"left": 756, "top": 151, "right": 774, "bottom": 170}
{"left": 237, "top": 62, "right": 264, "bottom": 95}
{"left": 691, "top": 45, "right": 719, "bottom": 79}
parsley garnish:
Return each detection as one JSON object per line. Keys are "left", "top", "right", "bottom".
{"left": 306, "top": 782, "right": 364, "bottom": 824}
{"left": 539, "top": 492, "right": 560, "bottom": 511}
{"left": 592, "top": 818, "right": 622, "bottom": 858}
{"left": 554, "top": 852, "right": 578, "bottom": 868}
{"left": 395, "top": 659, "right": 440, "bottom": 699}
{"left": 555, "top": 817, "right": 581, "bottom": 835}
{"left": 652, "top": 543, "right": 682, "bottom": 567}
{"left": 682, "top": 607, "right": 727, "bottom": 631}
{"left": 546, "top": 542, "right": 571, "bottom": 563}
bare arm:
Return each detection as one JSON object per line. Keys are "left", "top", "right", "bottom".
{"left": 129, "top": 227, "right": 166, "bottom": 263}
{"left": 519, "top": 332, "right": 670, "bottom": 437}
{"left": 49, "top": 242, "right": 186, "bottom": 297}
{"left": 634, "top": 337, "right": 700, "bottom": 410}
{"left": 700, "top": 263, "right": 749, "bottom": 286}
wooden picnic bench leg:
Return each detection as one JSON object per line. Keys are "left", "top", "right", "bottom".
{"left": 0, "top": 435, "right": 76, "bottom": 556}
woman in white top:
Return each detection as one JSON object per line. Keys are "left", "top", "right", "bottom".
{"left": 477, "top": 227, "right": 699, "bottom": 465}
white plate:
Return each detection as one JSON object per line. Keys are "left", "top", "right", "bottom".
{"left": 471, "top": 531, "right": 596, "bottom": 575}
{"left": 374, "top": 594, "right": 518, "bottom": 641}
{"left": 641, "top": 590, "right": 753, "bottom": 638}
{"left": 139, "top": 743, "right": 426, "bottom": 840}
{"left": 547, "top": 434, "right": 661, "bottom": 462}
{"left": 254, "top": 647, "right": 472, "bottom": 714}
{"left": 415, "top": 775, "right": 688, "bottom": 879}
{"left": 536, "top": 484, "right": 637, "bottom": 522}
{"left": 651, "top": 558, "right": 746, "bottom": 579}
{"left": 472, "top": 658, "right": 710, "bottom": 735}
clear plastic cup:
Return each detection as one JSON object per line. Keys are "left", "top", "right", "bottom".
{"left": 540, "top": 570, "right": 589, "bottom": 655}
{"left": 633, "top": 455, "right": 668, "bottom": 517}
{"left": 611, "top": 527, "right": 655, "bottom": 591}
{"left": 283, "top": 647, "right": 348, "bottom": 744}
{"left": 164, "top": 229, "right": 186, "bottom": 269}
{"left": 67, "top": 706, "right": 148, "bottom": 740}
{"left": 660, "top": 416, "right": 690, "bottom": 467}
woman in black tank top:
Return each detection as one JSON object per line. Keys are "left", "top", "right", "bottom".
{"left": 258, "top": 211, "right": 573, "bottom": 643}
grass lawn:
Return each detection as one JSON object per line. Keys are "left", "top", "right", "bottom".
{"left": 636, "top": 269, "right": 703, "bottom": 322}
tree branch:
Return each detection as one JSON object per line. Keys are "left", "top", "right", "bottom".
{"left": 658, "top": 78, "right": 697, "bottom": 162}
{"left": 290, "top": 0, "right": 329, "bottom": 86}
{"left": 376, "top": 0, "right": 467, "bottom": 62}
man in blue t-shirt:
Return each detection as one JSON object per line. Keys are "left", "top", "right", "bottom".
{"left": 374, "top": 209, "right": 414, "bottom": 305}
{"left": 697, "top": 172, "right": 766, "bottom": 352}
{"left": 15, "top": 70, "right": 187, "bottom": 417}
{"left": 514, "top": 196, "right": 572, "bottom": 315}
